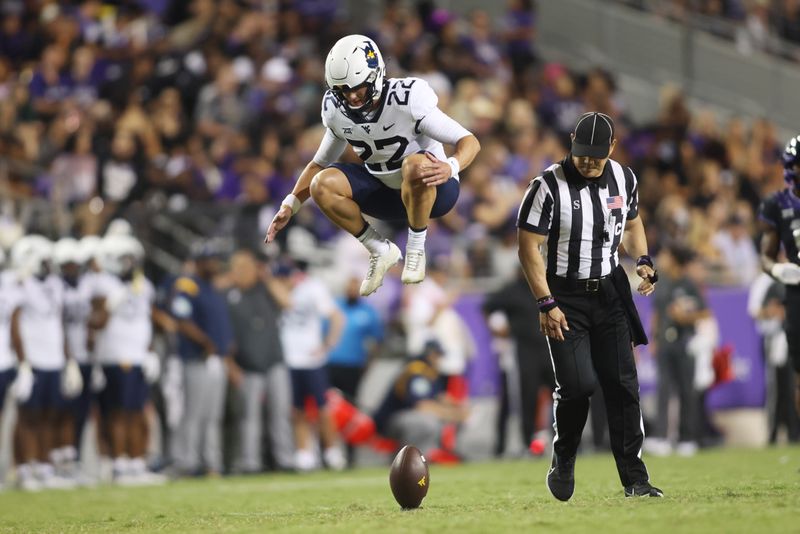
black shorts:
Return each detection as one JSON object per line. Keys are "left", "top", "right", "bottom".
{"left": 290, "top": 367, "right": 330, "bottom": 410}
{"left": 99, "top": 365, "right": 149, "bottom": 412}
{"left": 0, "top": 368, "right": 16, "bottom": 407}
{"left": 786, "top": 286, "right": 800, "bottom": 373}
{"left": 328, "top": 162, "right": 459, "bottom": 222}
{"left": 19, "top": 369, "right": 66, "bottom": 410}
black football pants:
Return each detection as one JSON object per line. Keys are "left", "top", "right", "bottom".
{"left": 546, "top": 278, "right": 649, "bottom": 487}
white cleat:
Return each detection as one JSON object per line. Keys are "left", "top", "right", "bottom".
{"left": 40, "top": 474, "right": 78, "bottom": 490}
{"left": 401, "top": 249, "right": 426, "bottom": 284}
{"left": 323, "top": 447, "right": 346, "bottom": 472}
{"left": 17, "top": 477, "right": 43, "bottom": 492}
{"left": 294, "top": 449, "right": 318, "bottom": 473}
{"left": 360, "top": 241, "right": 402, "bottom": 296}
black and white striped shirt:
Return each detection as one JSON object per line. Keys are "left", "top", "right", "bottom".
{"left": 517, "top": 156, "right": 639, "bottom": 279}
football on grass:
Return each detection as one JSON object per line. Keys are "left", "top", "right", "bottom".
{"left": 389, "top": 445, "right": 430, "bottom": 509}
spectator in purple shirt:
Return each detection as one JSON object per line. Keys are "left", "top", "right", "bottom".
{"left": 29, "top": 45, "right": 73, "bottom": 121}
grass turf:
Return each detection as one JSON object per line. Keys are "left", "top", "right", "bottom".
{"left": 0, "top": 446, "right": 798, "bottom": 533}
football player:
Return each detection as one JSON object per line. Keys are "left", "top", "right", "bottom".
{"left": 759, "top": 134, "right": 800, "bottom": 415}
{"left": 10, "top": 236, "right": 83, "bottom": 490}
{"left": 266, "top": 34, "right": 480, "bottom": 295}
{"left": 273, "top": 259, "right": 346, "bottom": 472}
{"left": 53, "top": 238, "right": 95, "bottom": 475}
{"left": 90, "top": 234, "right": 163, "bottom": 485}
{"left": 0, "top": 248, "right": 21, "bottom": 489}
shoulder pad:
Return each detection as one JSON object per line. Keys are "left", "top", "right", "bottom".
{"left": 174, "top": 276, "right": 199, "bottom": 296}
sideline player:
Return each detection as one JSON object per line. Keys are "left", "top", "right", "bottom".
{"left": 91, "top": 234, "right": 163, "bottom": 484}
{"left": 265, "top": 34, "right": 480, "bottom": 295}
{"left": 0, "top": 249, "right": 20, "bottom": 489}
{"left": 52, "top": 238, "right": 93, "bottom": 480}
{"left": 759, "top": 134, "right": 800, "bottom": 415}
{"left": 10, "top": 236, "right": 83, "bottom": 490}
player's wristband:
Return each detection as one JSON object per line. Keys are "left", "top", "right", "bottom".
{"left": 447, "top": 157, "right": 460, "bottom": 181}
{"left": 281, "top": 194, "right": 302, "bottom": 215}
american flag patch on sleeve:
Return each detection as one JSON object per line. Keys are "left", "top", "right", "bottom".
{"left": 606, "top": 195, "right": 623, "bottom": 209}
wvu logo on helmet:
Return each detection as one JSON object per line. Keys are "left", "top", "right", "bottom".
{"left": 363, "top": 41, "right": 379, "bottom": 68}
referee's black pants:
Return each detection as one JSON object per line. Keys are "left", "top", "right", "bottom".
{"left": 547, "top": 277, "right": 649, "bottom": 487}
{"left": 786, "top": 286, "right": 800, "bottom": 374}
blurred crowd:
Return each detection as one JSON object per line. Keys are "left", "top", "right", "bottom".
{"left": 0, "top": 0, "right": 789, "bottom": 288}
{"left": 618, "top": 0, "right": 800, "bottom": 60}
{"left": 0, "top": 0, "right": 798, "bottom": 490}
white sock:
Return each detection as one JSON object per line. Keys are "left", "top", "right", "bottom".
{"left": 49, "top": 448, "right": 64, "bottom": 466}
{"left": 356, "top": 224, "right": 389, "bottom": 255}
{"left": 407, "top": 227, "right": 427, "bottom": 252}
{"left": 35, "top": 463, "right": 55, "bottom": 479}
{"left": 17, "top": 463, "right": 34, "bottom": 480}
{"left": 113, "top": 456, "right": 130, "bottom": 475}
{"left": 61, "top": 446, "right": 78, "bottom": 463}
{"left": 129, "top": 457, "right": 146, "bottom": 474}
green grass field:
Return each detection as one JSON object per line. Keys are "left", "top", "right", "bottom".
{"left": 1, "top": 446, "right": 799, "bottom": 533}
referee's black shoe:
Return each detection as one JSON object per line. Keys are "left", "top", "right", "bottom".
{"left": 624, "top": 481, "right": 664, "bottom": 498}
{"left": 546, "top": 455, "right": 576, "bottom": 501}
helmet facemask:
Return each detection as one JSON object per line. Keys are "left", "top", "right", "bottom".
{"left": 330, "top": 77, "right": 380, "bottom": 121}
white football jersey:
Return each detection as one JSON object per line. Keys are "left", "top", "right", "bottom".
{"left": 18, "top": 274, "right": 65, "bottom": 370}
{"left": 0, "top": 271, "right": 22, "bottom": 371}
{"left": 279, "top": 276, "right": 337, "bottom": 370}
{"left": 320, "top": 77, "right": 448, "bottom": 189}
{"left": 62, "top": 276, "right": 93, "bottom": 364}
{"left": 93, "top": 273, "right": 153, "bottom": 365}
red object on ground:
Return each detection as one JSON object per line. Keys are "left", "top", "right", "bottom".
{"left": 326, "top": 389, "right": 376, "bottom": 445}
{"left": 712, "top": 344, "right": 736, "bottom": 386}
{"left": 426, "top": 447, "right": 461, "bottom": 465}
{"left": 370, "top": 436, "right": 399, "bottom": 453}
{"left": 529, "top": 438, "right": 545, "bottom": 456}
{"left": 446, "top": 375, "right": 469, "bottom": 402}
{"left": 441, "top": 423, "right": 458, "bottom": 452}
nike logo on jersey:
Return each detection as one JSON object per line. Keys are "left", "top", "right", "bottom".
{"left": 361, "top": 125, "right": 371, "bottom": 133}
{"left": 383, "top": 123, "right": 395, "bottom": 131}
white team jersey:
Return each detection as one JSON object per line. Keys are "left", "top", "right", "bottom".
{"left": 0, "top": 271, "right": 22, "bottom": 371}
{"left": 319, "top": 77, "right": 448, "bottom": 189}
{"left": 93, "top": 273, "right": 153, "bottom": 365}
{"left": 18, "top": 274, "right": 65, "bottom": 370}
{"left": 62, "top": 275, "right": 93, "bottom": 364}
{"left": 279, "top": 276, "right": 336, "bottom": 370}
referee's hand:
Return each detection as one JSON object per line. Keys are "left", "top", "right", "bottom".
{"left": 635, "top": 265, "right": 657, "bottom": 296}
{"left": 540, "top": 307, "right": 569, "bottom": 341}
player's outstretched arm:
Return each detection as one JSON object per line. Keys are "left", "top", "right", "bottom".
{"left": 265, "top": 160, "right": 324, "bottom": 243}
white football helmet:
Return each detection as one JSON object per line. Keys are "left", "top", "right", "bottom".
{"left": 325, "top": 34, "right": 386, "bottom": 119}
{"left": 105, "top": 218, "right": 133, "bottom": 237}
{"left": 79, "top": 235, "right": 102, "bottom": 266}
{"left": 11, "top": 235, "right": 53, "bottom": 278}
{"left": 98, "top": 234, "right": 144, "bottom": 276}
{"left": 53, "top": 237, "right": 86, "bottom": 266}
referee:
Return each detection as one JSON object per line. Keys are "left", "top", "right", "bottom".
{"left": 517, "top": 112, "right": 663, "bottom": 500}
{"left": 759, "top": 133, "right": 800, "bottom": 416}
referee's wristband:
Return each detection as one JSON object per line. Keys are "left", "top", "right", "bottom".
{"left": 281, "top": 194, "right": 302, "bottom": 215}
{"left": 538, "top": 297, "right": 557, "bottom": 313}
{"left": 636, "top": 255, "right": 654, "bottom": 268}
{"left": 447, "top": 157, "right": 460, "bottom": 181}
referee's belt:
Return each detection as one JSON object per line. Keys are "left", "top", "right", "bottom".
{"left": 547, "top": 274, "right": 610, "bottom": 293}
